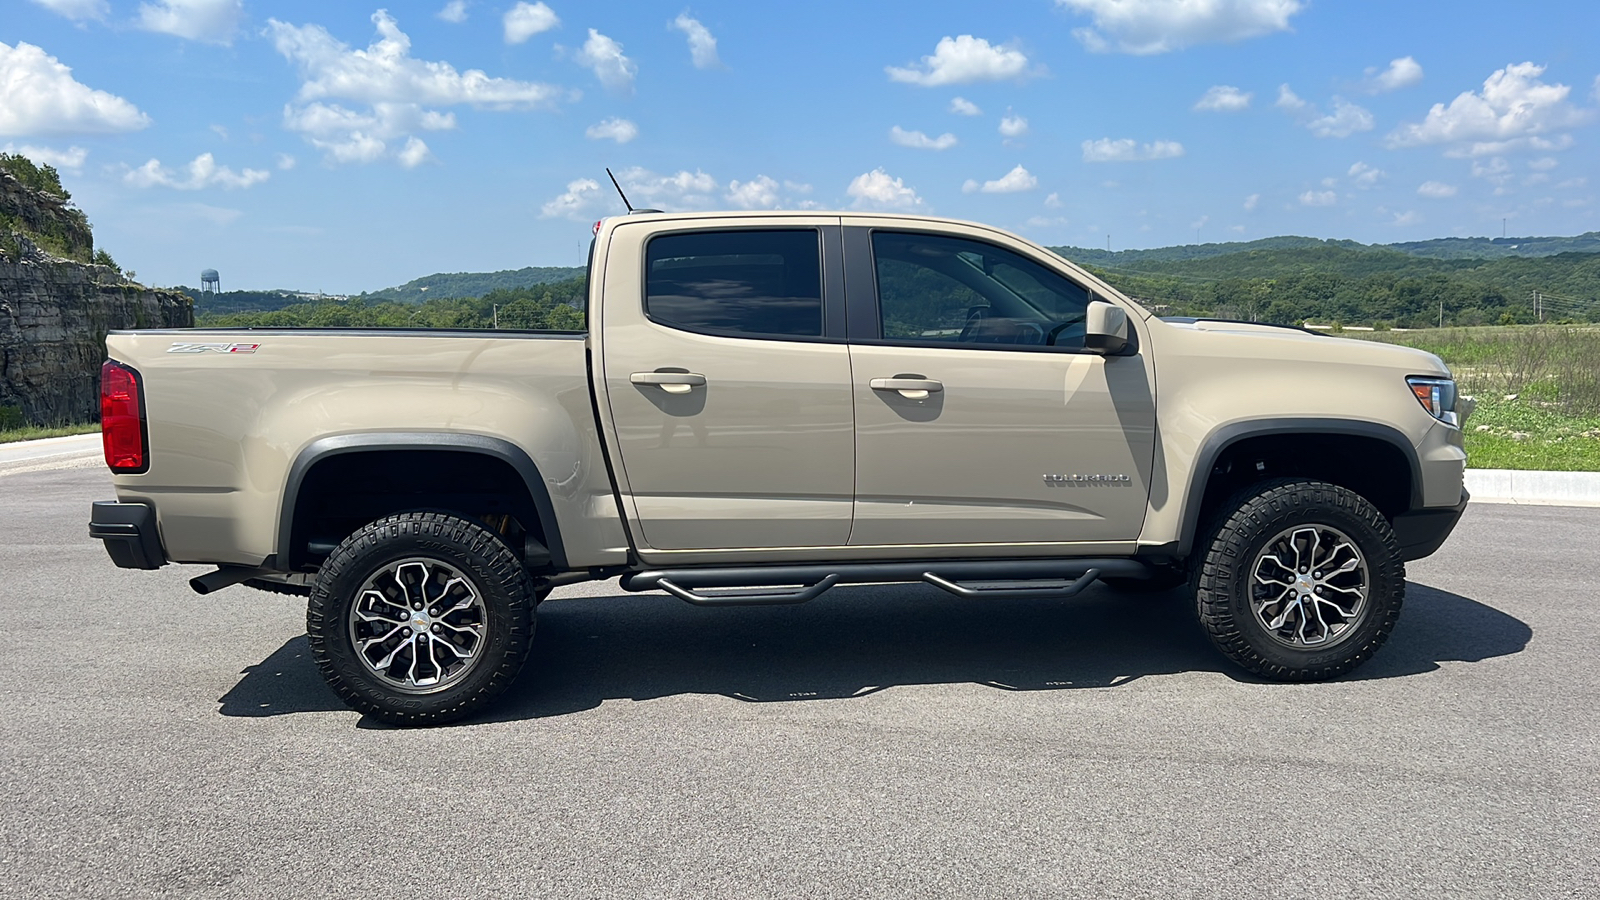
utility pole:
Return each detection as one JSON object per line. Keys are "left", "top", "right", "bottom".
{"left": 1438, "top": 300, "right": 1443, "bottom": 328}
{"left": 493, "top": 304, "right": 499, "bottom": 329}
{"left": 1106, "top": 234, "right": 1110, "bottom": 252}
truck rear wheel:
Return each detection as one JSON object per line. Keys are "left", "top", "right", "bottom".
{"left": 306, "top": 512, "right": 535, "bottom": 725}
{"left": 1194, "top": 479, "right": 1403, "bottom": 681}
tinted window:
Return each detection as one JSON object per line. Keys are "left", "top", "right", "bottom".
{"left": 646, "top": 230, "right": 823, "bottom": 337}
{"left": 872, "top": 232, "right": 1091, "bottom": 350}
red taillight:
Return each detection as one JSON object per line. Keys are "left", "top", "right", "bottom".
{"left": 100, "top": 360, "right": 147, "bottom": 473}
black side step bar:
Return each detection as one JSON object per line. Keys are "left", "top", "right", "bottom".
{"left": 621, "top": 559, "right": 1150, "bottom": 607}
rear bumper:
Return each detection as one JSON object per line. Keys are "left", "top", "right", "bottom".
{"left": 89, "top": 500, "right": 167, "bottom": 570}
{"left": 1392, "top": 489, "right": 1469, "bottom": 561}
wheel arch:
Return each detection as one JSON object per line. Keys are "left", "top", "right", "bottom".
{"left": 1176, "top": 418, "right": 1422, "bottom": 558}
{"left": 277, "top": 433, "right": 567, "bottom": 571}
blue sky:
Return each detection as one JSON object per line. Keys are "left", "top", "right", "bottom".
{"left": 3, "top": 0, "right": 1599, "bottom": 293}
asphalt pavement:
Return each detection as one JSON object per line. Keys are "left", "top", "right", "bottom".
{"left": 1, "top": 464, "right": 1595, "bottom": 899}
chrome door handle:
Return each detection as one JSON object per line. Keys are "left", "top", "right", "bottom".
{"left": 869, "top": 377, "right": 943, "bottom": 400}
{"left": 631, "top": 372, "right": 707, "bottom": 394}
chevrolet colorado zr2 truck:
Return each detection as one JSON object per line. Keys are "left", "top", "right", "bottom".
{"left": 89, "top": 211, "right": 1470, "bottom": 724}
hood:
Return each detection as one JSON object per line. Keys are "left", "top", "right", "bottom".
{"left": 1157, "top": 318, "right": 1452, "bottom": 376}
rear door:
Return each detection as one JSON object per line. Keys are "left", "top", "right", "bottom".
{"left": 843, "top": 221, "right": 1157, "bottom": 548}
{"left": 597, "top": 218, "right": 854, "bottom": 552}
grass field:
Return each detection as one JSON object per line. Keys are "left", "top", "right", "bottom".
{"left": 0, "top": 423, "right": 99, "bottom": 444}
{"left": 1346, "top": 325, "right": 1600, "bottom": 471}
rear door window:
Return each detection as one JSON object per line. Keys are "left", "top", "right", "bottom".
{"left": 646, "top": 229, "right": 823, "bottom": 338}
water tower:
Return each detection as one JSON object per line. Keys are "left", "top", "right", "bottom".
{"left": 200, "top": 269, "right": 220, "bottom": 293}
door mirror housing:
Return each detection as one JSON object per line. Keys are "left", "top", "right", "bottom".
{"left": 1084, "top": 301, "right": 1131, "bottom": 355}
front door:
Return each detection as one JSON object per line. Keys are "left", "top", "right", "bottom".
{"left": 599, "top": 220, "right": 854, "bottom": 551}
{"left": 844, "top": 223, "right": 1157, "bottom": 548}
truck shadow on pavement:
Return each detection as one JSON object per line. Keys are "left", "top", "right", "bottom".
{"left": 216, "top": 580, "right": 1530, "bottom": 724}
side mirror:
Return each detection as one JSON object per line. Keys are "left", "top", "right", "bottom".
{"left": 1084, "top": 300, "right": 1131, "bottom": 355}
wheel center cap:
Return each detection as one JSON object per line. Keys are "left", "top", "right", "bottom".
{"left": 410, "top": 612, "right": 431, "bottom": 633}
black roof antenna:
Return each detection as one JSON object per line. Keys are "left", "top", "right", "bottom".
{"left": 605, "top": 167, "right": 662, "bottom": 215}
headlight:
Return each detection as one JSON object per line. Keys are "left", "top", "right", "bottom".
{"left": 1407, "top": 376, "right": 1459, "bottom": 427}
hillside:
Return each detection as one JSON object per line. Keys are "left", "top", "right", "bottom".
{"left": 1059, "top": 243, "right": 1600, "bottom": 326}
{"left": 363, "top": 265, "right": 587, "bottom": 302}
{"left": 1052, "top": 232, "right": 1600, "bottom": 267}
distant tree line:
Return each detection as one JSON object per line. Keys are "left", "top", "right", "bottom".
{"left": 1063, "top": 244, "right": 1600, "bottom": 327}
{"left": 195, "top": 280, "right": 587, "bottom": 330}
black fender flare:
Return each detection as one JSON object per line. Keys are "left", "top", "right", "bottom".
{"left": 1174, "top": 418, "right": 1423, "bottom": 558}
{"left": 276, "top": 432, "right": 567, "bottom": 571}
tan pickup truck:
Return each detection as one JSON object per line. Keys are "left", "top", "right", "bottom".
{"left": 90, "top": 211, "right": 1470, "bottom": 724}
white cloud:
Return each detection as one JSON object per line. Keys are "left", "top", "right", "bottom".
{"left": 1307, "top": 98, "right": 1374, "bottom": 138}
{"left": 275, "top": 152, "right": 296, "bottom": 170}
{"left": 1298, "top": 189, "right": 1336, "bottom": 206}
{"left": 999, "top": 114, "right": 1029, "bottom": 138}
{"left": 1243, "top": 193, "right": 1260, "bottom": 210}
{"left": 397, "top": 137, "right": 433, "bottom": 168}
{"left": 27, "top": 0, "right": 108, "bottom": 22}
{"left": 726, "top": 175, "right": 780, "bottom": 209}
{"left": 503, "top": 2, "right": 557, "bottom": 44}
{"left": 1044, "top": 191, "right": 1063, "bottom": 208}
{"left": 1276, "top": 83, "right": 1306, "bottom": 111}
{"left": 437, "top": 1, "right": 469, "bottom": 24}
{"left": 847, "top": 167, "right": 924, "bottom": 210}
{"left": 1194, "top": 85, "right": 1251, "bottom": 112}
{"left": 1386, "top": 62, "right": 1592, "bottom": 155}
{"left": 949, "top": 96, "right": 982, "bottom": 116}
{"left": 267, "top": 11, "right": 564, "bottom": 165}
{"left": 0, "top": 41, "right": 150, "bottom": 137}
{"left": 1348, "top": 161, "right": 1384, "bottom": 188}
{"left": 270, "top": 12, "right": 563, "bottom": 108}
{"left": 1056, "top": 0, "right": 1304, "bottom": 55}
{"left": 575, "top": 29, "right": 636, "bottom": 92}
{"left": 886, "top": 35, "right": 1030, "bottom": 87}
{"left": 136, "top": 0, "right": 243, "bottom": 45}
{"left": 281, "top": 101, "right": 455, "bottom": 165}
{"left": 0, "top": 142, "right": 87, "bottom": 169}
{"left": 1528, "top": 157, "right": 1559, "bottom": 171}
{"left": 1081, "top": 137, "right": 1185, "bottom": 162}
{"left": 1471, "top": 157, "right": 1510, "bottom": 181}
{"left": 671, "top": 14, "right": 721, "bottom": 69}
{"left": 613, "top": 167, "right": 719, "bottom": 208}
{"left": 124, "top": 152, "right": 270, "bottom": 190}
{"left": 585, "top": 117, "right": 637, "bottom": 143}
{"left": 540, "top": 178, "right": 601, "bottom": 218}
{"left": 1365, "top": 56, "right": 1423, "bottom": 93}
{"left": 1392, "top": 210, "right": 1422, "bottom": 226}
{"left": 962, "top": 164, "right": 1037, "bottom": 194}
{"left": 889, "top": 126, "right": 957, "bottom": 150}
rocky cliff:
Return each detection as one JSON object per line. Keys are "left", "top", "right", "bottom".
{"left": 0, "top": 167, "right": 191, "bottom": 426}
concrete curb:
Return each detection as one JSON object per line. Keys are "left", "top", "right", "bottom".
{"left": 1464, "top": 469, "right": 1600, "bottom": 508}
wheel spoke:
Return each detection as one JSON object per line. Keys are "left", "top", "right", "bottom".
{"left": 1251, "top": 524, "right": 1368, "bottom": 650}
{"left": 348, "top": 556, "right": 488, "bottom": 694}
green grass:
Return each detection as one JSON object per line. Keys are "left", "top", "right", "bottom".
{"left": 1459, "top": 395, "right": 1600, "bottom": 471}
{"left": 1341, "top": 326, "right": 1600, "bottom": 470}
{"left": 0, "top": 423, "right": 100, "bottom": 444}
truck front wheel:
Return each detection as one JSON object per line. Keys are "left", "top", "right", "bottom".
{"left": 1195, "top": 479, "right": 1404, "bottom": 681}
{"left": 306, "top": 512, "right": 535, "bottom": 725}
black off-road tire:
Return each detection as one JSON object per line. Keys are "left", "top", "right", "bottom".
{"left": 1194, "top": 479, "right": 1404, "bottom": 681}
{"left": 307, "top": 512, "right": 535, "bottom": 725}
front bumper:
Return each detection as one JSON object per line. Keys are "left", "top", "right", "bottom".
{"left": 89, "top": 500, "right": 168, "bottom": 570}
{"left": 1392, "top": 489, "right": 1469, "bottom": 561}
